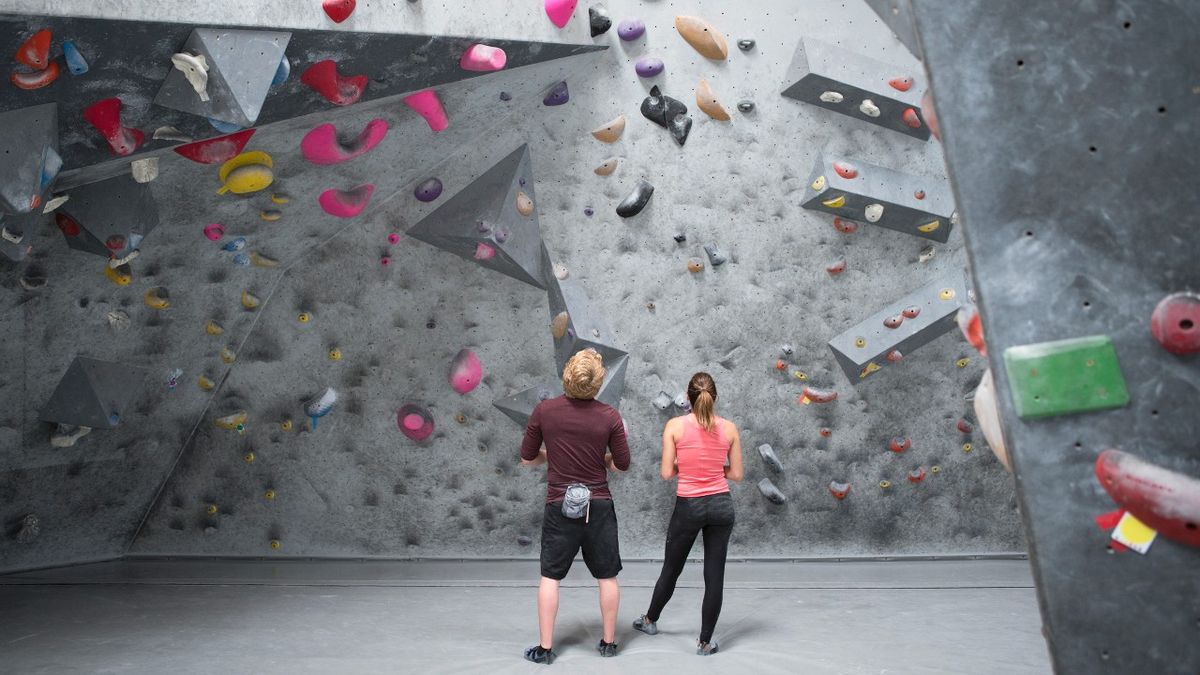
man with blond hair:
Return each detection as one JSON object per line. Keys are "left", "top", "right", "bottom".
{"left": 520, "top": 348, "right": 631, "bottom": 664}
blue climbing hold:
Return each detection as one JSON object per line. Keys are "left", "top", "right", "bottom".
{"left": 233, "top": 252, "right": 250, "bottom": 266}
{"left": 208, "top": 117, "right": 244, "bottom": 133}
{"left": 63, "top": 41, "right": 89, "bottom": 75}
{"left": 272, "top": 55, "right": 291, "bottom": 86}
{"left": 223, "top": 237, "right": 247, "bottom": 252}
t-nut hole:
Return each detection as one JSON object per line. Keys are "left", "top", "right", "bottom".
{"left": 1180, "top": 318, "right": 1195, "bottom": 331}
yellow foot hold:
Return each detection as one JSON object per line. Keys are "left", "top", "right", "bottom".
{"left": 328, "top": 348, "right": 343, "bottom": 361}
{"left": 242, "top": 451, "right": 255, "bottom": 463}
{"left": 821, "top": 195, "right": 846, "bottom": 209}
{"left": 205, "top": 319, "right": 224, "bottom": 336}
{"left": 270, "top": 193, "right": 290, "bottom": 205}
{"left": 297, "top": 312, "right": 312, "bottom": 323}
{"left": 217, "top": 151, "right": 274, "bottom": 196}
{"left": 917, "top": 219, "right": 941, "bottom": 233}
{"left": 214, "top": 410, "right": 248, "bottom": 431}
{"left": 260, "top": 210, "right": 282, "bottom": 221}
{"left": 279, "top": 419, "right": 293, "bottom": 432}
{"left": 198, "top": 375, "right": 215, "bottom": 390}
{"left": 105, "top": 264, "right": 132, "bottom": 286}
{"left": 250, "top": 251, "right": 280, "bottom": 268}
{"left": 241, "top": 290, "right": 261, "bottom": 309}
{"left": 220, "top": 346, "right": 236, "bottom": 364}
{"left": 144, "top": 287, "right": 170, "bottom": 309}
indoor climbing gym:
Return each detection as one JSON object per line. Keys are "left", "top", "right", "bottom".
{"left": 0, "top": 0, "right": 1195, "bottom": 673}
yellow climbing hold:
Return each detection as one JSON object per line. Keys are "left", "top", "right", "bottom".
{"left": 931, "top": 465, "right": 942, "bottom": 474}
{"left": 205, "top": 320, "right": 224, "bottom": 336}
{"left": 279, "top": 419, "right": 293, "bottom": 432}
{"left": 854, "top": 336, "right": 867, "bottom": 349}
{"left": 241, "top": 290, "right": 261, "bottom": 309}
{"left": 939, "top": 288, "right": 956, "bottom": 301}
{"left": 243, "top": 451, "right": 255, "bottom": 463}
{"left": 516, "top": 191, "right": 534, "bottom": 216}
{"left": 328, "top": 348, "right": 343, "bottom": 361}
{"left": 810, "top": 175, "right": 826, "bottom": 191}
{"left": 917, "top": 219, "right": 941, "bottom": 233}
{"left": 215, "top": 410, "right": 248, "bottom": 431}
{"left": 271, "top": 193, "right": 290, "bottom": 204}
{"left": 265, "top": 489, "right": 276, "bottom": 501}
{"left": 250, "top": 251, "right": 279, "bottom": 268}
{"left": 220, "top": 346, "right": 236, "bottom": 364}
{"left": 859, "top": 362, "right": 881, "bottom": 378}
{"left": 297, "top": 312, "right": 312, "bottom": 323}
{"left": 822, "top": 195, "right": 846, "bottom": 209}
{"left": 962, "top": 443, "right": 974, "bottom": 453}
{"left": 144, "top": 287, "right": 170, "bottom": 309}
{"left": 217, "top": 151, "right": 274, "bottom": 195}
{"left": 955, "top": 357, "right": 970, "bottom": 368}
{"left": 792, "top": 370, "right": 808, "bottom": 381}
{"left": 879, "top": 480, "right": 892, "bottom": 489}
{"left": 206, "top": 504, "right": 218, "bottom": 515}
{"left": 198, "top": 375, "right": 215, "bottom": 390}
{"left": 105, "top": 264, "right": 132, "bottom": 286}
{"left": 260, "top": 209, "right": 283, "bottom": 221}
{"left": 269, "top": 539, "right": 281, "bottom": 550}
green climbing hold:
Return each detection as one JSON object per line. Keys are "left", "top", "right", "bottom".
{"left": 1002, "top": 335, "right": 1129, "bottom": 420}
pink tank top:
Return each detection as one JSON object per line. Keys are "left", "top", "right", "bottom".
{"left": 675, "top": 414, "right": 731, "bottom": 497}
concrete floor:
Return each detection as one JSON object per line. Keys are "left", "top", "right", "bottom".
{"left": 0, "top": 558, "right": 1051, "bottom": 674}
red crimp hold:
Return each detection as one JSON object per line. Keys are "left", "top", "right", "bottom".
{"left": 832, "top": 161, "right": 858, "bottom": 179}
{"left": 832, "top": 217, "right": 859, "bottom": 233}
{"left": 301, "top": 60, "right": 367, "bottom": 106}
{"left": 1094, "top": 508, "right": 1125, "bottom": 530}
{"left": 883, "top": 314, "right": 904, "bottom": 329}
{"left": 902, "top": 306, "right": 921, "bottom": 319}
{"left": 800, "top": 386, "right": 838, "bottom": 404}
{"left": 914, "top": 190, "right": 926, "bottom": 200}
{"left": 11, "top": 61, "right": 60, "bottom": 90}
{"left": 889, "top": 436, "right": 911, "bottom": 453}
{"left": 956, "top": 306, "right": 987, "bottom": 356}
{"left": 957, "top": 418, "right": 973, "bottom": 434}
{"left": 775, "top": 360, "right": 787, "bottom": 371}
{"left": 1095, "top": 448, "right": 1200, "bottom": 548}
{"left": 885, "top": 349, "right": 903, "bottom": 363}
{"left": 902, "top": 108, "right": 922, "bottom": 129}
{"left": 907, "top": 468, "right": 926, "bottom": 483}
{"left": 1150, "top": 292, "right": 1200, "bottom": 355}
{"left": 829, "top": 480, "right": 851, "bottom": 500}
{"left": 55, "top": 212, "right": 81, "bottom": 237}
{"left": 818, "top": 427, "right": 833, "bottom": 438}
{"left": 15, "top": 29, "right": 51, "bottom": 69}
{"left": 888, "top": 76, "right": 913, "bottom": 92}
{"left": 83, "top": 98, "right": 144, "bottom": 156}
{"left": 173, "top": 129, "right": 256, "bottom": 165}
{"left": 826, "top": 258, "right": 847, "bottom": 275}
{"left": 323, "top": 0, "right": 356, "bottom": 23}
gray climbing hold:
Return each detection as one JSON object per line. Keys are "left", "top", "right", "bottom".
{"left": 652, "top": 391, "right": 673, "bottom": 410}
{"left": 640, "top": 85, "right": 687, "bottom": 129}
{"left": 669, "top": 114, "right": 692, "bottom": 146}
{"left": 673, "top": 392, "right": 691, "bottom": 411}
{"left": 673, "top": 232, "right": 687, "bottom": 243}
{"left": 704, "top": 244, "right": 727, "bottom": 266}
{"left": 517, "top": 535, "right": 533, "bottom": 546}
{"left": 616, "top": 179, "right": 654, "bottom": 218}
{"left": 737, "top": 100, "right": 755, "bottom": 113}
{"left": 781, "top": 344, "right": 794, "bottom": 356}
{"left": 589, "top": 5, "right": 612, "bottom": 37}
{"left": 737, "top": 38, "right": 755, "bottom": 51}
{"left": 758, "top": 444, "right": 783, "bottom": 472}
{"left": 758, "top": 478, "right": 787, "bottom": 504}
{"left": 15, "top": 514, "right": 39, "bottom": 544}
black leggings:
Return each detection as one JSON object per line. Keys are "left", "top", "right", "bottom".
{"left": 645, "top": 493, "right": 735, "bottom": 643}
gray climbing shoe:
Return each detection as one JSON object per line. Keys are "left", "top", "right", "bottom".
{"left": 697, "top": 640, "right": 719, "bottom": 656}
{"left": 523, "top": 645, "right": 554, "bottom": 665}
{"left": 597, "top": 640, "right": 618, "bottom": 657}
{"left": 632, "top": 615, "right": 658, "bottom": 635}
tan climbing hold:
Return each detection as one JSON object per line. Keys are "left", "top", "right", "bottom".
{"left": 552, "top": 263, "right": 569, "bottom": 280}
{"left": 859, "top": 362, "right": 881, "bottom": 378}
{"left": 241, "top": 290, "right": 260, "bottom": 309}
{"left": 242, "top": 451, "right": 255, "bottom": 463}
{"left": 551, "top": 311, "right": 570, "bottom": 339}
{"left": 695, "top": 79, "right": 730, "bottom": 121}
{"left": 590, "top": 115, "right": 626, "bottom": 143}
{"left": 594, "top": 157, "right": 620, "bottom": 176}
{"left": 220, "top": 346, "right": 236, "bottom": 364}
{"left": 271, "top": 193, "right": 290, "bottom": 204}
{"left": 198, "top": 375, "right": 215, "bottom": 390}
{"left": 214, "top": 410, "right": 248, "bottom": 430}
{"left": 687, "top": 258, "right": 705, "bottom": 273}
{"left": 260, "top": 209, "right": 282, "bottom": 221}
{"left": 144, "top": 286, "right": 170, "bottom": 310}
{"left": 205, "top": 319, "right": 224, "bottom": 336}
{"left": 675, "top": 16, "right": 728, "bottom": 60}
{"left": 131, "top": 156, "right": 159, "bottom": 183}
{"left": 516, "top": 191, "right": 534, "bottom": 216}
{"left": 250, "top": 251, "right": 280, "bottom": 268}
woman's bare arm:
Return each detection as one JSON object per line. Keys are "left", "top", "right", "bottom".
{"left": 661, "top": 419, "right": 679, "bottom": 480}
{"left": 724, "top": 421, "right": 744, "bottom": 482}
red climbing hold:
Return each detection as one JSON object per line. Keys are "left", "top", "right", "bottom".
{"left": 889, "top": 437, "right": 911, "bottom": 453}
{"left": 957, "top": 306, "right": 987, "bottom": 356}
{"left": 775, "top": 360, "right": 787, "bottom": 371}
{"left": 829, "top": 481, "right": 851, "bottom": 500}
{"left": 888, "top": 76, "right": 913, "bottom": 92}
{"left": 173, "top": 129, "right": 256, "bottom": 165}
{"left": 907, "top": 468, "right": 927, "bottom": 483}
{"left": 15, "top": 29, "right": 51, "bottom": 69}
{"left": 902, "top": 107, "right": 922, "bottom": 129}
{"left": 322, "top": 0, "right": 356, "bottom": 23}
{"left": 957, "top": 418, "right": 973, "bottom": 434}
{"left": 800, "top": 386, "right": 838, "bottom": 404}
{"left": 301, "top": 60, "right": 367, "bottom": 106}
{"left": 1095, "top": 448, "right": 1200, "bottom": 548}
{"left": 818, "top": 427, "right": 833, "bottom": 438}
{"left": 55, "top": 212, "right": 81, "bottom": 237}
{"left": 885, "top": 349, "right": 903, "bottom": 363}
{"left": 83, "top": 98, "right": 144, "bottom": 157}
{"left": 1150, "top": 292, "right": 1200, "bottom": 355}
{"left": 914, "top": 190, "right": 926, "bottom": 200}
{"left": 10, "top": 60, "right": 60, "bottom": 90}
{"left": 832, "top": 161, "right": 858, "bottom": 179}
{"left": 832, "top": 217, "right": 859, "bottom": 234}
{"left": 826, "top": 259, "right": 847, "bottom": 275}
{"left": 883, "top": 315, "right": 904, "bottom": 329}
{"left": 902, "top": 306, "right": 921, "bottom": 319}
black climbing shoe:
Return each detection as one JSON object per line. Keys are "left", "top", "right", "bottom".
{"left": 697, "top": 640, "right": 719, "bottom": 656}
{"left": 524, "top": 645, "right": 555, "bottom": 665}
{"left": 597, "top": 640, "right": 619, "bottom": 657}
{"left": 632, "top": 615, "right": 658, "bottom": 635}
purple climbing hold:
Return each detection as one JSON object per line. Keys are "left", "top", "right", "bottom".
{"left": 414, "top": 177, "right": 443, "bottom": 202}
{"left": 617, "top": 18, "right": 645, "bottom": 41}
{"left": 635, "top": 56, "right": 664, "bottom": 78}
{"left": 584, "top": 207, "right": 594, "bottom": 216}
{"left": 543, "top": 81, "right": 569, "bottom": 106}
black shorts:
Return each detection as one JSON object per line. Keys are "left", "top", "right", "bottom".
{"left": 540, "top": 499, "right": 622, "bottom": 580}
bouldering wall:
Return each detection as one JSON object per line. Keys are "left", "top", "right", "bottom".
{"left": 0, "top": 0, "right": 1025, "bottom": 570}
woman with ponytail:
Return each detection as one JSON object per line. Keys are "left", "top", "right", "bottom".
{"left": 633, "top": 372, "right": 743, "bottom": 655}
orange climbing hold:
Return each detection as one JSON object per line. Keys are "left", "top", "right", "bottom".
{"left": 799, "top": 386, "right": 838, "bottom": 404}
{"left": 15, "top": 29, "right": 51, "bottom": 69}
{"left": 829, "top": 481, "right": 851, "bottom": 500}
{"left": 11, "top": 61, "right": 59, "bottom": 90}
{"left": 902, "top": 108, "right": 922, "bottom": 129}
{"left": 888, "top": 76, "right": 913, "bottom": 92}
{"left": 889, "top": 437, "right": 911, "bottom": 453}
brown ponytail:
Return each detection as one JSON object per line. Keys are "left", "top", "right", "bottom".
{"left": 687, "top": 372, "right": 718, "bottom": 432}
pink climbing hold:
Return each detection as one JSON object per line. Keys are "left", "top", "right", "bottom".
{"left": 826, "top": 259, "right": 847, "bottom": 275}
{"left": 396, "top": 403, "right": 434, "bottom": 441}
{"left": 832, "top": 217, "right": 859, "bottom": 234}
{"left": 300, "top": 60, "right": 367, "bottom": 106}
{"left": 886, "top": 349, "right": 903, "bottom": 363}
{"left": 833, "top": 161, "right": 858, "bottom": 179}
{"left": 544, "top": 0, "right": 578, "bottom": 28}
{"left": 474, "top": 242, "right": 496, "bottom": 260}
{"left": 300, "top": 118, "right": 389, "bottom": 165}
{"left": 387, "top": 232, "right": 401, "bottom": 245}
{"left": 1150, "top": 292, "right": 1200, "bottom": 355}
{"left": 889, "top": 437, "right": 911, "bottom": 453}
{"left": 460, "top": 44, "right": 507, "bottom": 72}
{"left": 448, "top": 349, "right": 483, "bottom": 394}
{"left": 322, "top": 0, "right": 355, "bottom": 23}
{"left": 318, "top": 184, "right": 375, "bottom": 218}
{"left": 203, "top": 223, "right": 225, "bottom": 241}
{"left": 173, "top": 129, "right": 256, "bottom": 165}
{"left": 380, "top": 255, "right": 391, "bottom": 266}
{"left": 83, "top": 98, "right": 144, "bottom": 157}
{"left": 902, "top": 306, "right": 921, "bottom": 319}
{"left": 403, "top": 89, "right": 448, "bottom": 132}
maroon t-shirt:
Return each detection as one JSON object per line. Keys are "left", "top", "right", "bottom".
{"left": 520, "top": 396, "right": 631, "bottom": 503}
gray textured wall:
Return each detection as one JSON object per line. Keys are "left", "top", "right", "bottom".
{"left": 0, "top": 0, "right": 1023, "bottom": 571}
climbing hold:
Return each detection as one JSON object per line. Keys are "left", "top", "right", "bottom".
{"left": 781, "top": 344, "right": 794, "bottom": 356}
{"left": 220, "top": 346, "right": 236, "bottom": 364}
{"left": 885, "top": 349, "right": 903, "bottom": 363}
{"left": 833, "top": 162, "right": 858, "bottom": 179}
{"left": 918, "top": 246, "right": 936, "bottom": 264}
{"left": 205, "top": 320, "right": 224, "bottom": 336}
{"left": 854, "top": 337, "right": 867, "bottom": 348}
{"left": 757, "top": 478, "right": 787, "bottom": 504}
{"left": 301, "top": 60, "right": 367, "bottom": 106}
{"left": 222, "top": 237, "right": 246, "bottom": 252}
{"left": 695, "top": 79, "right": 730, "bottom": 121}
{"left": 544, "top": 0, "right": 578, "bottom": 27}
{"left": 793, "top": 370, "right": 807, "bottom": 381}
{"left": 931, "top": 465, "right": 941, "bottom": 474}
{"left": 669, "top": 114, "right": 692, "bottom": 145}
{"left": 319, "top": 184, "right": 375, "bottom": 218}
{"left": 908, "top": 468, "right": 927, "bottom": 483}
{"left": 379, "top": 255, "right": 391, "bottom": 267}
{"left": 328, "top": 348, "right": 342, "bottom": 361}
{"left": 412, "top": 177, "right": 444, "bottom": 203}
{"left": 516, "top": 191, "right": 535, "bottom": 216}
{"left": 758, "top": 444, "right": 784, "bottom": 472}
{"left": 1095, "top": 449, "right": 1200, "bottom": 548}
{"left": 832, "top": 217, "right": 858, "bottom": 233}
{"left": 864, "top": 204, "right": 884, "bottom": 222}
{"left": 888, "top": 76, "right": 914, "bottom": 92}
{"left": 955, "top": 357, "right": 970, "bottom": 368}
{"left": 737, "top": 38, "right": 755, "bottom": 51}
{"left": 270, "top": 539, "right": 281, "bottom": 550}
{"left": 42, "top": 194, "right": 69, "bottom": 214}
{"left": 15, "top": 29, "right": 51, "bottom": 69}
{"left": 104, "top": 264, "right": 132, "bottom": 286}
{"left": 152, "top": 126, "right": 192, "bottom": 143}
{"left": 215, "top": 410, "right": 248, "bottom": 431}
{"left": 271, "top": 193, "right": 290, "bottom": 205}
{"left": 616, "top": 179, "right": 654, "bottom": 218}
{"left": 241, "top": 450, "right": 255, "bottom": 463}
{"left": 889, "top": 437, "right": 911, "bottom": 453}
{"left": 593, "top": 157, "right": 620, "bottom": 176}
{"left": 460, "top": 44, "right": 507, "bottom": 72}
{"left": 737, "top": 100, "right": 754, "bottom": 113}
{"left": 591, "top": 115, "right": 626, "bottom": 143}
{"left": 323, "top": 0, "right": 356, "bottom": 22}
{"left": 241, "top": 290, "right": 261, "bottom": 309}
{"left": 902, "top": 306, "right": 921, "bottom": 319}
{"left": 402, "top": 89, "right": 448, "bottom": 132}
{"left": 387, "top": 233, "right": 401, "bottom": 246}
{"left": 198, "top": 375, "right": 215, "bottom": 390}
{"left": 675, "top": 15, "right": 728, "bottom": 60}
{"left": 818, "top": 427, "right": 832, "bottom": 437}
{"left": 922, "top": 89, "right": 941, "bottom": 140}
{"left": 672, "top": 232, "right": 687, "bottom": 243}
{"left": 233, "top": 253, "right": 250, "bottom": 266}
{"left": 829, "top": 481, "right": 851, "bottom": 500}
{"left": 589, "top": 5, "right": 612, "bottom": 36}
{"left": 207, "top": 118, "right": 243, "bottom": 134}
{"left": 939, "top": 288, "right": 956, "bottom": 301}
{"left": 551, "top": 311, "right": 570, "bottom": 338}
{"left": 635, "top": 56, "right": 664, "bottom": 78}
{"left": 250, "top": 251, "right": 279, "bottom": 268}
{"left": 617, "top": 18, "right": 645, "bottom": 41}
{"left": 305, "top": 387, "right": 338, "bottom": 429}
{"left": 448, "top": 349, "right": 483, "bottom": 394}
{"left": 879, "top": 480, "right": 892, "bottom": 490}
{"left": 217, "top": 151, "right": 274, "bottom": 195}
{"left": 799, "top": 386, "right": 838, "bottom": 404}
{"left": 821, "top": 195, "right": 846, "bottom": 209}
{"left": 641, "top": 85, "right": 688, "bottom": 129}
{"left": 552, "top": 263, "right": 569, "bottom": 280}
{"left": 474, "top": 242, "right": 496, "bottom": 260}
{"left": 819, "top": 91, "right": 844, "bottom": 103}
{"left": 175, "top": 129, "right": 257, "bottom": 165}
{"left": 914, "top": 190, "right": 926, "bottom": 200}
{"left": 1150, "top": 292, "right": 1200, "bottom": 354}
{"left": 962, "top": 442, "right": 974, "bottom": 453}
{"left": 957, "top": 418, "right": 973, "bottom": 434}
{"left": 297, "top": 312, "right": 312, "bottom": 323}
{"left": 206, "top": 504, "right": 219, "bottom": 515}
{"left": 144, "top": 287, "right": 170, "bottom": 310}
{"left": 704, "top": 244, "right": 727, "bottom": 266}
{"left": 902, "top": 108, "right": 922, "bottom": 129}
{"left": 883, "top": 315, "right": 904, "bottom": 329}
{"left": 265, "top": 489, "right": 276, "bottom": 501}
{"left": 687, "top": 258, "right": 705, "bottom": 274}
{"left": 811, "top": 176, "right": 828, "bottom": 192}
{"left": 272, "top": 55, "right": 290, "bottom": 86}
{"left": 170, "top": 52, "right": 210, "bottom": 102}
{"left": 11, "top": 61, "right": 60, "bottom": 89}
{"left": 396, "top": 403, "right": 434, "bottom": 440}
{"left": 300, "top": 118, "right": 389, "bottom": 165}
{"left": 131, "top": 157, "right": 158, "bottom": 184}
{"left": 859, "top": 362, "right": 881, "bottom": 378}
{"left": 652, "top": 391, "right": 673, "bottom": 411}
{"left": 83, "top": 98, "right": 144, "bottom": 156}
{"left": 826, "top": 259, "right": 846, "bottom": 275}
{"left": 859, "top": 99, "right": 881, "bottom": 117}
{"left": 543, "top": 81, "right": 570, "bottom": 106}
{"left": 280, "top": 419, "right": 293, "bottom": 432}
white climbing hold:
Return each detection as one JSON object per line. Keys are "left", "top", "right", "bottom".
{"left": 819, "top": 91, "right": 844, "bottom": 103}
{"left": 864, "top": 203, "right": 884, "bottom": 222}
{"left": 552, "top": 263, "right": 569, "bottom": 280}
{"left": 859, "top": 99, "right": 881, "bottom": 117}
{"left": 131, "top": 156, "right": 159, "bottom": 183}
{"left": 919, "top": 246, "right": 936, "bottom": 263}
{"left": 41, "top": 194, "right": 69, "bottom": 213}
{"left": 171, "top": 52, "right": 211, "bottom": 102}
{"left": 153, "top": 126, "right": 193, "bottom": 143}
{"left": 109, "top": 249, "right": 140, "bottom": 267}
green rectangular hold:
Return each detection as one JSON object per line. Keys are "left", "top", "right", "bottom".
{"left": 1002, "top": 335, "right": 1130, "bottom": 420}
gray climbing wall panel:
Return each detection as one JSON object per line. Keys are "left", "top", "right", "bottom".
{"left": 59, "top": 175, "right": 159, "bottom": 258}
{"left": 39, "top": 356, "right": 146, "bottom": 429}
{"left": 0, "top": 103, "right": 58, "bottom": 214}
{"left": 861, "top": 0, "right": 921, "bottom": 59}
{"left": 908, "top": 0, "right": 1200, "bottom": 673}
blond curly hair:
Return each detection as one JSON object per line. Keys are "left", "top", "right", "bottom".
{"left": 562, "top": 348, "right": 606, "bottom": 400}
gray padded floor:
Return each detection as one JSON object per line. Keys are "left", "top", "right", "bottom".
{"left": 0, "top": 558, "right": 1051, "bottom": 674}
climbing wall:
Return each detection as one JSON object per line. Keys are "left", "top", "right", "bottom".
{"left": 909, "top": 1, "right": 1200, "bottom": 673}
{"left": 2, "top": 0, "right": 1024, "bottom": 571}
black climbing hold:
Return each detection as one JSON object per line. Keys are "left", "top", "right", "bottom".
{"left": 737, "top": 100, "right": 755, "bottom": 113}
{"left": 499, "top": 91, "right": 512, "bottom": 101}
{"left": 737, "top": 38, "right": 755, "bottom": 51}
{"left": 673, "top": 232, "right": 687, "bottom": 243}
{"left": 616, "top": 179, "right": 654, "bottom": 218}
{"left": 589, "top": 5, "right": 612, "bottom": 37}
{"left": 517, "top": 535, "right": 533, "bottom": 546}
{"left": 669, "top": 114, "right": 692, "bottom": 146}
{"left": 704, "top": 243, "right": 727, "bottom": 266}
{"left": 640, "top": 85, "right": 688, "bottom": 129}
